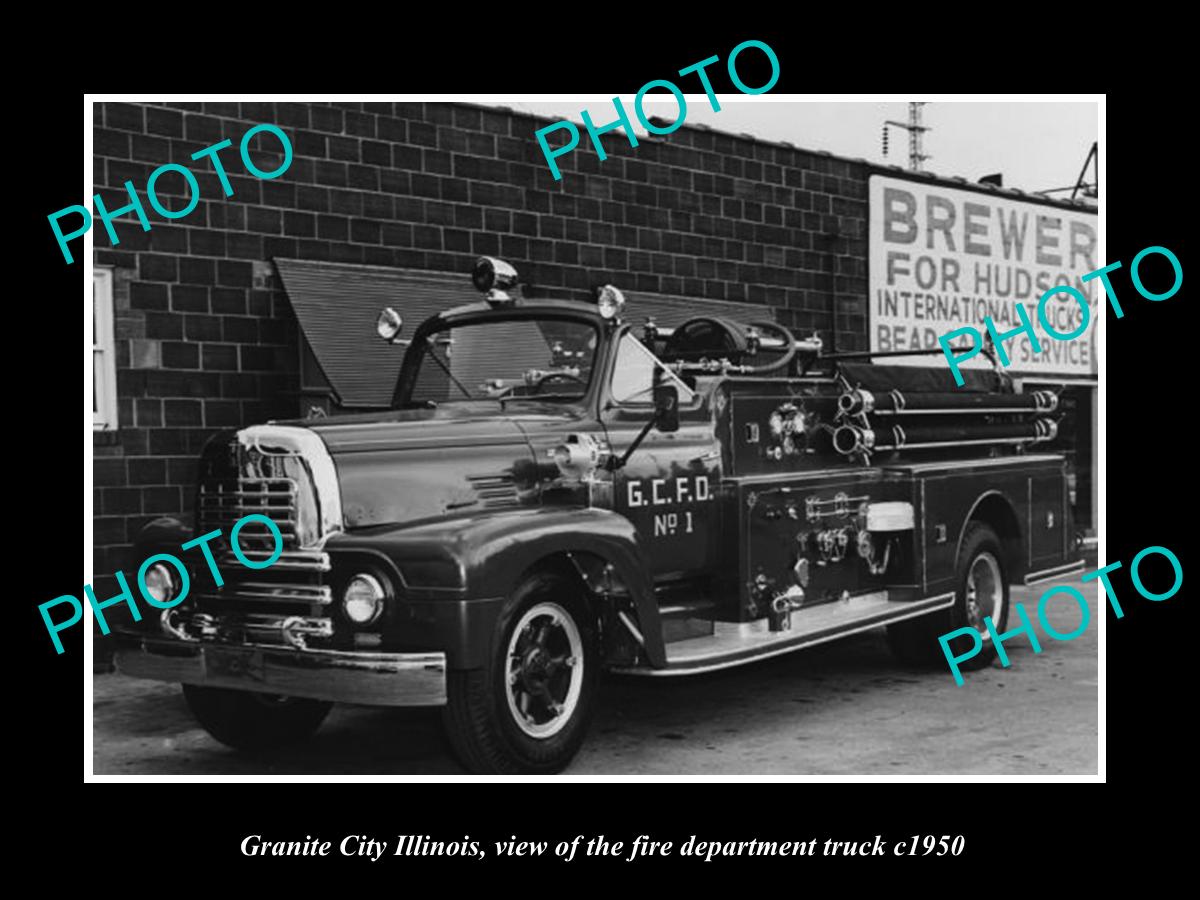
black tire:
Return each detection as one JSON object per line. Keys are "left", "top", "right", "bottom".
{"left": 887, "top": 522, "right": 1009, "bottom": 670}
{"left": 182, "top": 685, "right": 332, "bottom": 752}
{"left": 442, "top": 570, "right": 599, "bottom": 774}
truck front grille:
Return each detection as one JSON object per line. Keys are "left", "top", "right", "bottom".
{"left": 199, "top": 476, "right": 302, "bottom": 551}
{"left": 195, "top": 580, "right": 333, "bottom": 606}
{"left": 195, "top": 427, "right": 343, "bottom": 625}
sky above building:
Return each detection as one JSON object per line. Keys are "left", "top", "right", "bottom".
{"left": 479, "top": 99, "right": 1099, "bottom": 198}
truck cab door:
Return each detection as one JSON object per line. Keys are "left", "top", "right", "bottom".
{"left": 601, "top": 331, "right": 721, "bottom": 580}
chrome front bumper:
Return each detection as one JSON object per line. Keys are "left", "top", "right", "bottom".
{"left": 112, "top": 633, "right": 447, "bottom": 707}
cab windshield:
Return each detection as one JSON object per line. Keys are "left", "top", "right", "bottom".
{"left": 408, "top": 317, "right": 599, "bottom": 405}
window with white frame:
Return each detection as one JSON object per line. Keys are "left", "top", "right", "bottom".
{"left": 93, "top": 268, "right": 117, "bottom": 430}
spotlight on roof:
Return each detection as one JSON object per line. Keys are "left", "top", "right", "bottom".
{"left": 472, "top": 256, "right": 519, "bottom": 303}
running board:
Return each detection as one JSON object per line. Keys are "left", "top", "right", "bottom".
{"left": 614, "top": 591, "right": 955, "bottom": 676}
{"left": 1023, "top": 560, "right": 1085, "bottom": 585}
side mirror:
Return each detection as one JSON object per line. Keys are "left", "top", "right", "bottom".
{"left": 376, "top": 307, "right": 404, "bottom": 343}
{"left": 653, "top": 384, "right": 680, "bottom": 433}
{"left": 607, "top": 383, "right": 680, "bottom": 472}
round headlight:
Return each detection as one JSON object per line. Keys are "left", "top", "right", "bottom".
{"left": 376, "top": 307, "right": 403, "bottom": 341}
{"left": 596, "top": 284, "right": 626, "bottom": 319}
{"left": 343, "top": 573, "right": 385, "bottom": 625}
{"left": 143, "top": 562, "right": 177, "bottom": 605}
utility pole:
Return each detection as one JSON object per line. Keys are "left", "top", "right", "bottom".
{"left": 883, "top": 102, "right": 932, "bottom": 172}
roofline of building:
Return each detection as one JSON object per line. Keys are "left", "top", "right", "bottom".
{"left": 462, "top": 100, "right": 1097, "bottom": 214}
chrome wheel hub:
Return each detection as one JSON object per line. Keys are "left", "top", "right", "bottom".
{"left": 965, "top": 552, "right": 1002, "bottom": 641}
{"left": 505, "top": 602, "right": 583, "bottom": 739}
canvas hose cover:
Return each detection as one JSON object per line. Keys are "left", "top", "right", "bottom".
{"left": 837, "top": 361, "right": 998, "bottom": 394}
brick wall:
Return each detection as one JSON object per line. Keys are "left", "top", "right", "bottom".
{"left": 91, "top": 100, "right": 869, "bottom": 608}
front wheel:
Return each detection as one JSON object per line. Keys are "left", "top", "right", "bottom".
{"left": 887, "top": 522, "right": 1010, "bottom": 670}
{"left": 442, "top": 571, "right": 598, "bottom": 774}
{"left": 182, "top": 685, "right": 332, "bottom": 752}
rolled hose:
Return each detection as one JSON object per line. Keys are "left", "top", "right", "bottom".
{"left": 833, "top": 419, "right": 1058, "bottom": 455}
{"left": 838, "top": 388, "right": 1058, "bottom": 417}
{"left": 741, "top": 320, "right": 798, "bottom": 375}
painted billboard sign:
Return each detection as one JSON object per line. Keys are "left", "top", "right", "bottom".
{"left": 869, "top": 175, "right": 1098, "bottom": 377}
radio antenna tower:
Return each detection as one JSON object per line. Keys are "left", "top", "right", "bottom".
{"left": 883, "top": 102, "right": 932, "bottom": 172}
{"left": 1036, "top": 142, "right": 1099, "bottom": 200}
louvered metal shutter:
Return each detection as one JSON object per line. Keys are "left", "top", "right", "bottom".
{"left": 273, "top": 259, "right": 478, "bottom": 409}
{"left": 274, "top": 260, "right": 777, "bottom": 410}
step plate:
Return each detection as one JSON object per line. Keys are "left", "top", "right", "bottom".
{"left": 616, "top": 591, "right": 955, "bottom": 676}
{"left": 662, "top": 616, "right": 716, "bottom": 644}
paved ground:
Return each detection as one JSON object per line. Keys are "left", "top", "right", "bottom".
{"left": 92, "top": 582, "right": 1098, "bottom": 775}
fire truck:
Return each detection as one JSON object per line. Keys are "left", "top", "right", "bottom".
{"left": 114, "top": 257, "right": 1083, "bottom": 773}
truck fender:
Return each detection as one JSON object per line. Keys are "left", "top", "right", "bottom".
{"left": 958, "top": 491, "right": 1025, "bottom": 581}
{"left": 456, "top": 507, "right": 666, "bottom": 667}
{"left": 133, "top": 516, "right": 194, "bottom": 556}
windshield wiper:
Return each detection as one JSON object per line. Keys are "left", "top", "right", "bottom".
{"left": 423, "top": 337, "right": 476, "bottom": 401}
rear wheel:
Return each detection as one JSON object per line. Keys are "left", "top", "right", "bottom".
{"left": 182, "top": 685, "right": 332, "bottom": 751}
{"left": 442, "top": 571, "right": 598, "bottom": 774}
{"left": 887, "top": 522, "right": 1009, "bottom": 669}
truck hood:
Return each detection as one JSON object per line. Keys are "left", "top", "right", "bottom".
{"left": 304, "top": 405, "right": 531, "bottom": 454}
{"left": 293, "top": 406, "right": 563, "bottom": 529}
